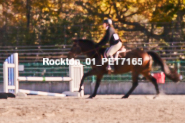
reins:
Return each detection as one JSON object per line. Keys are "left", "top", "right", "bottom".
{"left": 76, "top": 40, "right": 100, "bottom": 59}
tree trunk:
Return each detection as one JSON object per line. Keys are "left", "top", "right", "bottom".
{"left": 26, "top": 0, "right": 31, "bottom": 29}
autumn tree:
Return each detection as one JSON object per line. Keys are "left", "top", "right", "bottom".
{"left": 76, "top": 0, "right": 185, "bottom": 44}
{"left": 0, "top": 0, "right": 184, "bottom": 46}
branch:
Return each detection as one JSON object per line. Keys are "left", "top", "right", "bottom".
{"left": 176, "top": 8, "right": 185, "bottom": 22}
{"left": 125, "top": 11, "right": 139, "bottom": 17}
{"left": 75, "top": 1, "right": 110, "bottom": 18}
{"left": 112, "top": 1, "right": 171, "bottom": 40}
{"left": 121, "top": 5, "right": 129, "bottom": 14}
{"left": 118, "top": 21, "right": 171, "bottom": 40}
{"left": 76, "top": 1, "right": 172, "bottom": 41}
{"left": 112, "top": 1, "right": 119, "bottom": 18}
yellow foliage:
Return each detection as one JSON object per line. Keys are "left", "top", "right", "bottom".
{"left": 0, "top": 0, "right": 184, "bottom": 28}
{"left": 42, "top": 7, "right": 49, "bottom": 12}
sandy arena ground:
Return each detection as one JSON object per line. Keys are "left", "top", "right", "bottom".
{"left": 0, "top": 95, "right": 185, "bottom": 123}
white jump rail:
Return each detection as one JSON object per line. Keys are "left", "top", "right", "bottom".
{"left": 3, "top": 53, "right": 84, "bottom": 97}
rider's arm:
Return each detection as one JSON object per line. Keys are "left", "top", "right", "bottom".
{"left": 96, "top": 27, "right": 113, "bottom": 47}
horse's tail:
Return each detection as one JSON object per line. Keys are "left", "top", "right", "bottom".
{"left": 147, "top": 51, "right": 180, "bottom": 82}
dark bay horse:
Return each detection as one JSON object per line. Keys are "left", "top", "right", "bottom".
{"left": 67, "top": 39, "right": 181, "bottom": 98}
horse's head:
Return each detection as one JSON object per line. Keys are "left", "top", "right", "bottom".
{"left": 67, "top": 39, "right": 96, "bottom": 59}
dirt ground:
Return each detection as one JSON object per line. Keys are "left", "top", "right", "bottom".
{"left": 0, "top": 95, "right": 185, "bottom": 123}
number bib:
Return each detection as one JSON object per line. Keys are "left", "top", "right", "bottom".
{"left": 113, "top": 34, "right": 119, "bottom": 40}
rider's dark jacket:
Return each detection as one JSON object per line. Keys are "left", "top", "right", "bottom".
{"left": 96, "top": 26, "right": 121, "bottom": 47}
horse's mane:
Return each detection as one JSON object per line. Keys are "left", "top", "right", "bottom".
{"left": 73, "top": 39, "right": 107, "bottom": 55}
{"left": 73, "top": 39, "right": 96, "bottom": 46}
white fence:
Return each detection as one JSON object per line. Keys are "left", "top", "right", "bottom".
{"left": 3, "top": 53, "right": 84, "bottom": 97}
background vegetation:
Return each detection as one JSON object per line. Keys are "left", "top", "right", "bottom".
{"left": 0, "top": 0, "right": 184, "bottom": 46}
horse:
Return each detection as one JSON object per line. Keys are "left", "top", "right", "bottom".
{"left": 67, "top": 39, "right": 181, "bottom": 98}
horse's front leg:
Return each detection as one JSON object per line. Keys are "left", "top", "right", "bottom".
{"left": 79, "top": 69, "right": 97, "bottom": 92}
{"left": 89, "top": 74, "right": 103, "bottom": 98}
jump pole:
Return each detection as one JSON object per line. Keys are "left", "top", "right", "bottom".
{"left": 3, "top": 53, "right": 84, "bottom": 97}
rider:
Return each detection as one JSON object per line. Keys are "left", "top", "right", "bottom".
{"left": 95, "top": 19, "right": 122, "bottom": 72}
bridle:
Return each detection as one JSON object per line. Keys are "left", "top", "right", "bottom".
{"left": 70, "top": 40, "right": 100, "bottom": 59}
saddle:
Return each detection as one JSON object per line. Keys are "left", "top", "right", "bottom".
{"left": 103, "top": 46, "right": 127, "bottom": 59}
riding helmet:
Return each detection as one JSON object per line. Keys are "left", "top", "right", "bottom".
{"left": 103, "top": 19, "right": 112, "bottom": 25}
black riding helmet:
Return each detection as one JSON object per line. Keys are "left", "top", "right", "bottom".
{"left": 103, "top": 19, "right": 112, "bottom": 25}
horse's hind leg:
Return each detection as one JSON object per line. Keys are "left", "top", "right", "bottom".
{"left": 142, "top": 72, "right": 159, "bottom": 98}
{"left": 122, "top": 73, "right": 139, "bottom": 98}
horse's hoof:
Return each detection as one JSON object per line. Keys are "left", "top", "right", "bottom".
{"left": 88, "top": 95, "right": 94, "bottom": 99}
{"left": 153, "top": 95, "right": 159, "bottom": 99}
{"left": 122, "top": 95, "right": 128, "bottom": 99}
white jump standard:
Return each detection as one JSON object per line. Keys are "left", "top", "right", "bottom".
{"left": 3, "top": 53, "right": 84, "bottom": 97}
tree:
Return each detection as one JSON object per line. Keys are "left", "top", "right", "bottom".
{"left": 75, "top": 0, "right": 185, "bottom": 43}
{"left": 0, "top": 0, "right": 184, "bottom": 46}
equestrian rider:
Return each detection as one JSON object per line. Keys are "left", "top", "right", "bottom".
{"left": 95, "top": 19, "right": 122, "bottom": 72}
